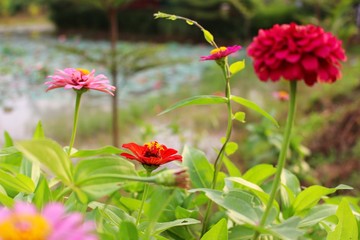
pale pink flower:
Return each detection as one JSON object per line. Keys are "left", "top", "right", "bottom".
{"left": 0, "top": 202, "right": 97, "bottom": 240}
{"left": 45, "top": 68, "right": 116, "bottom": 95}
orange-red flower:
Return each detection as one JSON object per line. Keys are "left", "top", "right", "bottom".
{"left": 247, "top": 23, "right": 346, "bottom": 86}
{"left": 121, "top": 141, "right": 182, "bottom": 167}
{"left": 200, "top": 45, "right": 241, "bottom": 61}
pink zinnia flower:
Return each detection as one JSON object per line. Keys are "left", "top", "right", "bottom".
{"left": 200, "top": 45, "right": 242, "bottom": 61}
{"left": 121, "top": 141, "right": 182, "bottom": 167}
{"left": 247, "top": 23, "right": 346, "bottom": 86}
{"left": 0, "top": 202, "right": 97, "bottom": 240}
{"left": 272, "top": 91, "right": 289, "bottom": 101}
{"left": 45, "top": 68, "right": 116, "bottom": 95}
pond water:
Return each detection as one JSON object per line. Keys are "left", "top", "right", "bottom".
{"left": 0, "top": 33, "right": 212, "bottom": 143}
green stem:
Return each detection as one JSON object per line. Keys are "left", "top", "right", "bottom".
{"left": 252, "top": 81, "right": 297, "bottom": 240}
{"left": 201, "top": 62, "right": 233, "bottom": 236}
{"left": 68, "top": 91, "right": 83, "bottom": 155}
{"left": 136, "top": 170, "right": 152, "bottom": 226}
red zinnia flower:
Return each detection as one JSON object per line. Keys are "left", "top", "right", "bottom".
{"left": 247, "top": 23, "right": 346, "bottom": 86}
{"left": 200, "top": 45, "right": 242, "bottom": 61}
{"left": 121, "top": 141, "right": 182, "bottom": 166}
{"left": 45, "top": 68, "right": 116, "bottom": 95}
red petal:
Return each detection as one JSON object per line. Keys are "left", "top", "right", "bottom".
{"left": 122, "top": 143, "right": 145, "bottom": 159}
{"left": 301, "top": 55, "right": 318, "bottom": 71}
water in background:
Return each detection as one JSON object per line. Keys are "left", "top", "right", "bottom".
{"left": 0, "top": 34, "right": 212, "bottom": 143}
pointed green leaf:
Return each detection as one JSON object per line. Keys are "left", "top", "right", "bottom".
{"left": 223, "top": 155, "right": 241, "bottom": 177}
{"left": 74, "top": 156, "right": 137, "bottom": 199}
{"left": 299, "top": 204, "right": 337, "bottom": 228}
{"left": 159, "top": 95, "right": 227, "bottom": 115}
{"left": 292, "top": 184, "right": 353, "bottom": 215}
{"left": 242, "top": 164, "right": 276, "bottom": 185}
{"left": 186, "top": 20, "right": 194, "bottom": 25}
{"left": 202, "top": 29, "right": 214, "bottom": 45}
{"left": 230, "top": 95, "right": 279, "bottom": 127}
{"left": 0, "top": 169, "right": 35, "bottom": 194}
{"left": 154, "top": 218, "right": 200, "bottom": 235}
{"left": 33, "top": 121, "right": 45, "bottom": 139}
{"left": 0, "top": 185, "right": 14, "bottom": 207}
{"left": 230, "top": 60, "right": 245, "bottom": 75}
{"left": 233, "top": 112, "right": 246, "bottom": 123}
{"left": 15, "top": 139, "right": 73, "bottom": 185}
{"left": 71, "top": 146, "right": 123, "bottom": 158}
{"left": 119, "top": 221, "right": 139, "bottom": 240}
{"left": 182, "top": 146, "right": 213, "bottom": 189}
{"left": 33, "top": 176, "right": 53, "bottom": 209}
{"left": 225, "top": 142, "right": 238, "bottom": 156}
{"left": 327, "top": 198, "right": 358, "bottom": 240}
{"left": 201, "top": 218, "right": 228, "bottom": 240}
{"left": 3, "top": 131, "right": 13, "bottom": 147}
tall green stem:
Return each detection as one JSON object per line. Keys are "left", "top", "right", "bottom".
{"left": 136, "top": 170, "right": 152, "bottom": 226}
{"left": 68, "top": 91, "right": 83, "bottom": 155}
{"left": 252, "top": 81, "right": 297, "bottom": 239}
{"left": 201, "top": 63, "right": 233, "bottom": 236}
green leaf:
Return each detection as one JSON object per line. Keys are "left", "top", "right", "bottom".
{"left": 269, "top": 217, "right": 304, "bottom": 240}
{"left": 327, "top": 198, "right": 358, "bottom": 240}
{"left": 292, "top": 184, "right": 353, "bottom": 215}
{"left": 89, "top": 201, "right": 135, "bottom": 226}
{"left": 0, "top": 185, "right": 14, "bottom": 207}
{"left": 233, "top": 111, "right": 246, "bottom": 123}
{"left": 3, "top": 131, "right": 13, "bottom": 147}
{"left": 242, "top": 164, "right": 276, "bottom": 185}
{"left": 229, "top": 60, "right": 245, "bottom": 75}
{"left": 159, "top": 95, "right": 227, "bottom": 115}
{"left": 225, "top": 142, "right": 238, "bottom": 156}
{"left": 32, "top": 121, "right": 45, "bottom": 139}
{"left": 0, "top": 169, "right": 35, "bottom": 194}
{"left": 71, "top": 146, "right": 123, "bottom": 158}
{"left": 223, "top": 155, "right": 241, "bottom": 177}
{"left": 74, "top": 156, "right": 137, "bottom": 199}
{"left": 186, "top": 20, "right": 194, "bottom": 25}
{"left": 0, "top": 146, "right": 22, "bottom": 165}
{"left": 15, "top": 139, "right": 73, "bottom": 185}
{"left": 33, "top": 176, "right": 53, "bottom": 209}
{"left": 202, "top": 29, "right": 214, "bottom": 45}
{"left": 119, "top": 221, "right": 139, "bottom": 240}
{"left": 201, "top": 218, "right": 228, "bottom": 240}
{"left": 182, "top": 146, "right": 213, "bottom": 189}
{"left": 153, "top": 218, "right": 200, "bottom": 235}
{"left": 192, "top": 188, "right": 261, "bottom": 225}
{"left": 226, "top": 177, "right": 279, "bottom": 213}
{"left": 299, "top": 204, "right": 337, "bottom": 228}
{"left": 230, "top": 95, "right": 279, "bottom": 127}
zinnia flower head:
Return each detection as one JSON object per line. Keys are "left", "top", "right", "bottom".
{"left": 200, "top": 45, "right": 242, "bottom": 61}
{"left": 121, "top": 141, "right": 182, "bottom": 168}
{"left": 0, "top": 202, "right": 97, "bottom": 240}
{"left": 154, "top": 168, "right": 191, "bottom": 189}
{"left": 45, "top": 68, "right": 116, "bottom": 95}
{"left": 273, "top": 90, "right": 289, "bottom": 101}
{"left": 247, "top": 23, "right": 346, "bottom": 86}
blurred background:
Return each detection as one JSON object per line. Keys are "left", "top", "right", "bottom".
{"left": 0, "top": 0, "right": 359, "bottom": 192}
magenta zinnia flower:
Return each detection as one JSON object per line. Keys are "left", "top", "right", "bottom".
{"left": 0, "top": 202, "right": 97, "bottom": 240}
{"left": 45, "top": 68, "right": 116, "bottom": 95}
{"left": 200, "top": 45, "right": 242, "bottom": 61}
{"left": 247, "top": 23, "right": 346, "bottom": 86}
{"left": 121, "top": 141, "right": 182, "bottom": 167}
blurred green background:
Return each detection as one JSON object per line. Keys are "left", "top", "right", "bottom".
{"left": 0, "top": 0, "right": 360, "bottom": 193}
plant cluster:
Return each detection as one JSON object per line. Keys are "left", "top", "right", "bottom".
{"left": 0, "top": 12, "right": 358, "bottom": 240}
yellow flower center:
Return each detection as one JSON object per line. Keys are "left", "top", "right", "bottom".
{"left": 210, "top": 46, "right": 227, "bottom": 55}
{"left": 145, "top": 141, "right": 164, "bottom": 151}
{"left": 76, "top": 68, "right": 90, "bottom": 75}
{"left": 0, "top": 214, "right": 51, "bottom": 240}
